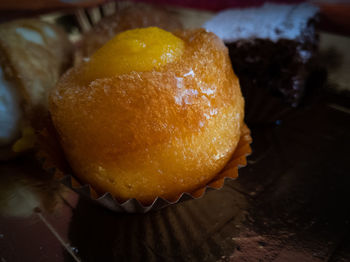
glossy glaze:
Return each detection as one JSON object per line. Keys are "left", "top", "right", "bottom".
{"left": 83, "top": 27, "right": 185, "bottom": 82}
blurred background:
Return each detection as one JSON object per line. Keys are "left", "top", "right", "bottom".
{"left": 0, "top": 0, "right": 349, "bottom": 261}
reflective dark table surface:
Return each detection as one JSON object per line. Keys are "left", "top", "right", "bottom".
{"left": 1, "top": 33, "right": 350, "bottom": 262}
{"left": 1, "top": 88, "right": 350, "bottom": 262}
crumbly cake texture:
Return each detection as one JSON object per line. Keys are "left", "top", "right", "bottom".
{"left": 204, "top": 3, "right": 320, "bottom": 106}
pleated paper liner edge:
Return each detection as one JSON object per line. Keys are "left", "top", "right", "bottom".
{"left": 36, "top": 118, "right": 252, "bottom": 213}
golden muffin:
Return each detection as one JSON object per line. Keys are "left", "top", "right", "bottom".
{"left": 50, "top": 27, "right": 244, "bottom": 204}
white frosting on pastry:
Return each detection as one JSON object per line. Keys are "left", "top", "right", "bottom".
{"left": 204, "top": 3, "right": 319, "bottom": 43}
{"left": 15, "top": 27, "right": 44, "bottom": 45}
{"left": 0, "top": 67, "right": 22, "bottom": 146}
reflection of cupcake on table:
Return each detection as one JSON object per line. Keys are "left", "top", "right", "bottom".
{"left": 66, "top": 180, "right": 249, "bottom": 261}
{"left": 204, "top": 3, "right": 323, "bottom": 123}
{"left": 48, "top": 26, "right": 250, "bottom": 210}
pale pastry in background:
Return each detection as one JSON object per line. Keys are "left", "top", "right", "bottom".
{"left": 0, "top": 19, "right": 72, "bottom": 159}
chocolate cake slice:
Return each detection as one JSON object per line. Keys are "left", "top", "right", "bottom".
{"left": 204, "top": 3, "right": 320, "bottom": 107}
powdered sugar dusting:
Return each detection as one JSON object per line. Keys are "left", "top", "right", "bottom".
{"left": 204, "top": 3, "right": 319, "bottom": 43}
